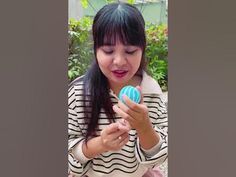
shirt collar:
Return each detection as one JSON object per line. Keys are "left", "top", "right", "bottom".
{"left": 109, "top": 70, "right": 163, "bottom": 97}
{"left": 140, "top": 71, "right": 163, "bottom": 94}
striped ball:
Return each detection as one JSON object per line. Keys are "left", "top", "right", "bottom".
{"left": 118, "top": 86, "right": 141, "bottom": 104}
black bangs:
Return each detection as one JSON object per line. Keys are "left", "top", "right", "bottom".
{"left": 93, "top": 3, "right": 146, "bottom": 50}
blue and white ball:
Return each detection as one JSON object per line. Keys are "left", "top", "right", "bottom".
{"left": 118, "top": 86, "right": 141, "bottom": 104}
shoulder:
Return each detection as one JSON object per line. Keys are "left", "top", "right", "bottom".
{"left": 68, "top": 75, "right": 85, "bottom": 98}
{"left": 140, "top": 71, "right": 162, "bottom": 95}
{"left": 69, "top": 75, "right": 85, "bottom": 88}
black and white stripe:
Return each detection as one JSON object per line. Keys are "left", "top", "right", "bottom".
{"left": 68, "top": 80, "right": 168, "bottom": 176}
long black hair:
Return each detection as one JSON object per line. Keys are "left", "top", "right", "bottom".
{"left": 83, "top": 2, "right": 147, "bottom": 141}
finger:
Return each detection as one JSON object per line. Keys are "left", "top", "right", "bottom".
{"left": 118, "top": 99, "right": 138, "bottom": 117}
{"left": 118, "top": 135, "right": 130, "bottom": 147}
{"left": 117, "top": 99, "right": 141, "bottom": 122}
{"left": 104, "top": 122, "right": 119, "bottom": 135}
{"left": 122, "top": 95, "right": 143, "bottom": 113}
{"left": 117, "top": 119, "right": 131, "bottom": 131}
{"left": 118, "top": 132, "right": 129, "bottom": 141}
{"left": 113, "top": 132, "right": 129, "bottom": 144}
{"left": 109, "top": 130, "right": 129, "bottom": 141}
{"left": 113, "top": 104, "right": 134, "bottom": 122}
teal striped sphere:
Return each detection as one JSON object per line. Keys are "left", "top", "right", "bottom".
{"left": 118, "top": 86, "right": 141, "bottom": 104}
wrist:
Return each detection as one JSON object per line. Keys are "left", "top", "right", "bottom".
{"left": 72, "top": 140, "right": 91, "bottom": 163}
{"left": 136, "top": 122, "right": 152, "bottom": 135}
{"left": 136, "top": 124, "right": 160, "bottom": 150}
{"left": 82, "top": 136, "right": 107, "bottom": 159}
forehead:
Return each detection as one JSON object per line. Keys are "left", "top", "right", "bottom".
{"left": 102, "top": 33, "right": 129, "bottom": 45}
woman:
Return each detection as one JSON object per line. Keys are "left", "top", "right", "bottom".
{"left": 68, "top": 2, "right": 168, "bottom": 177}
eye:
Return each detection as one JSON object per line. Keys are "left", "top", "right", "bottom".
{"left": 101, "top": 48, "right": 114, "bottom": 54}
{"left": 126, "top": 49, "right": 137, "bottom": 55}
{"left": 103, "top": 50, "right": 114, "bottom": 54}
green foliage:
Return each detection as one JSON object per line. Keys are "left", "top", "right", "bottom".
{"left": 81, "top": 0, "right": 88, "bottom": 8}
{"left": 146, "top": 23, "right": 168, "bottom": 91}
{"left": 68, "top": 17, "right": 93, "bottom": 81}
{"left": 127, "top": 0, "right": 135, "bottom": 4}
{"left": 68, "top": 17, "right": 168, "bottom": 91}
{"left": 105, "top": 0, "right": 116, "bottom": 3}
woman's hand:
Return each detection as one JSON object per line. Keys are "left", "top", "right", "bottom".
{"left": 112, "top": 86, "right": 152, "bottom": 134}
{"left": 100, "top": 122, "right": 130, "bottom": 151}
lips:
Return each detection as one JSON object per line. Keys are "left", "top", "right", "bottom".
{"left": 112, "top": 70, "right": 128, "bottom": 78}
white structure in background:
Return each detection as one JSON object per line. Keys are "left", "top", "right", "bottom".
{"left": 69, "top": 0, "right": 83, "bottom": 20}
{"left": 68, "top": 0, "right": 168, "bottom": 20}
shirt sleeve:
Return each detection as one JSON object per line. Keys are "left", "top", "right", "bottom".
{"left": 135, "top": 94, "right": 168, "bottom": 167}
{"left": 68, "top": 85, "right": 91, "bottom": 176}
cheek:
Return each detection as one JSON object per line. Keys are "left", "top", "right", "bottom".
{"left": 96, "top": 52, "right": 111, "bottom": 69}
{"left": 130, "top": 52, "right": 142, "bottom": 69}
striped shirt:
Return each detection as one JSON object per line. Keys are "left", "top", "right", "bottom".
{"left": 68, "top": 72, "right": 168, "bottom": 177}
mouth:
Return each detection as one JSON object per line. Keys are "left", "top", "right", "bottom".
{"left": 112, "top": 70, "right": 128, "bottom": 78}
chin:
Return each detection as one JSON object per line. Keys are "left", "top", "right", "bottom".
{"left": 111, "top": 77, "right": 130, "bottom": 85}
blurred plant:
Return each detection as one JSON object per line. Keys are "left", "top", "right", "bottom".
{"left": 146, "top": 23, "right": 168, "bottom": 91}
{"left": 80, "top": 0, "right": 89, "bottom": 8}
{"left": 68, "top": 18, "right": 168, "bottom": 91}
{"left": 68, "top": 17, "right": 93, "bottom": 81}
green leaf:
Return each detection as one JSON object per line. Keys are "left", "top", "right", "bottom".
{"left": 127, "top": 0, "right": 135, "bottom": 4}
{"left": 81, "top": 0, "right": 88, "bottom": 8}
{"left": 68, "top": 70, "right": 73, "bottom": 79}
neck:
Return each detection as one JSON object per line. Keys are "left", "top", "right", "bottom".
{"left": 110, "top": 84, "right": 125, "bottom": 96}
{"left": 109, "top": 75, "right": 142, "bottom": 96}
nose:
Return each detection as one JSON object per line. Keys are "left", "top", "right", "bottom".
{"left": 113, "top": 53, "right": 127, "bottom": 66}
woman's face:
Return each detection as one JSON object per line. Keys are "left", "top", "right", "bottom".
{"left": 96, "top": 41, "right": 142, "bottom": 89}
